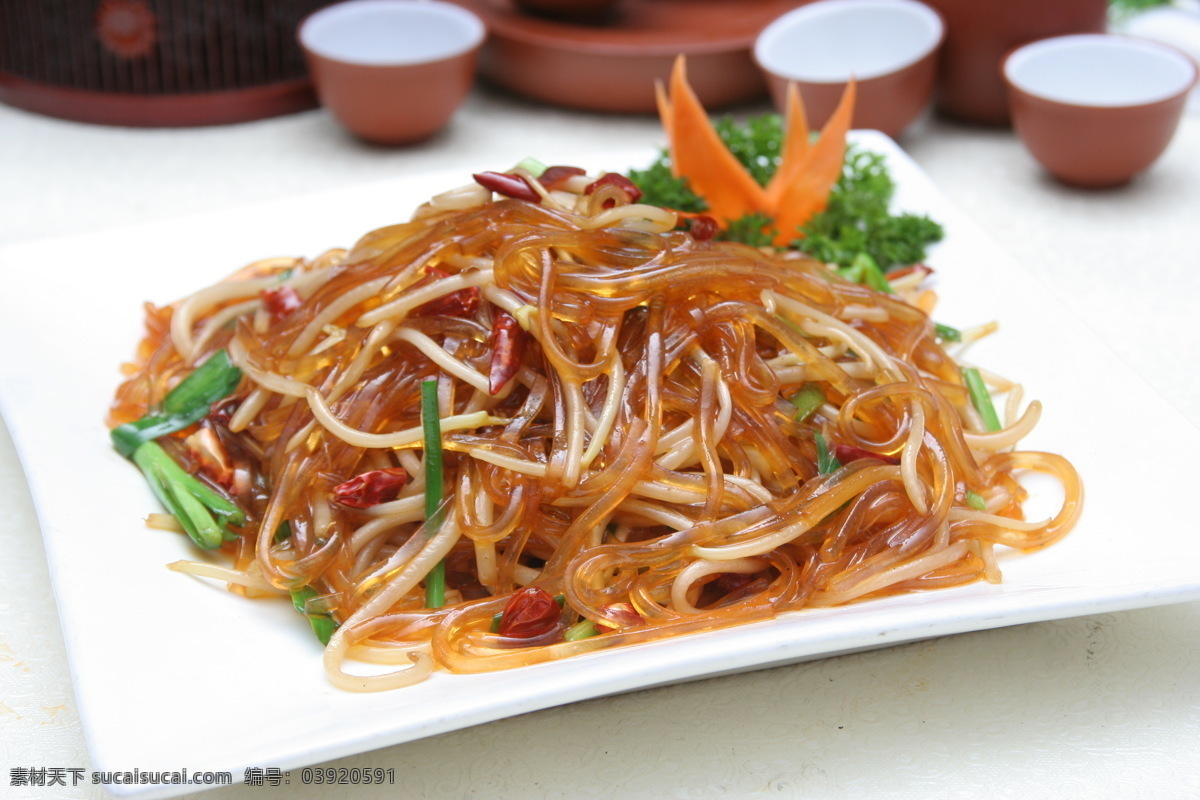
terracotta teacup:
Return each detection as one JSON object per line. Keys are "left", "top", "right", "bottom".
{"left": 754, "top": 0, "right": 945, "bottom": 138}
{"left": 1003, "top": 34, "right": 1197, "bottom": 187}
{"left": 922, "top": 0, "right": 1107, "bottom": 126}
{"left": 299, "top": 0, "right": 486, "bottom": 145}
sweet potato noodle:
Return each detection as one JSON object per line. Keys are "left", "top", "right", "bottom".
{"left": 110, "top": 168, "right": 1082, "bottom": 691}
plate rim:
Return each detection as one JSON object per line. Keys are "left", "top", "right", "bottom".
{"left": 3, "top": 130, "right": 1200, "bottom": 799}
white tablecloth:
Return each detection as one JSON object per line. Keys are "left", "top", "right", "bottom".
{"left": 2, "top": 85, "right": 1199, "bottom": 799}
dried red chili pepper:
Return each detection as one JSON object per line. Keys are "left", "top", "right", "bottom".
{"left": 473, "top": 171, "right": 542, "bottom": 203}
{"left": 332, "top": 467, "right": 410, "bottom": 509}
{"left": 686, "top": 215, "right": 719, "bottom": 241}
{"left": 412, "top": 266, "right": 481, "bottom": 318}
{"left": 261, "top": 285, "right": 302, "bottom": 319}
{"left": 488, "top": 309, "right": 526, "bottom": 395}
{"left": 414, "top": 287, "right": 480, "bottom": 318}
{"left": 833, "top": 444, "right": 901, "bottom": 466}
{"left": 712, "top": 572, "right": 756, "bottom": 596}
{"left": 583, "top": 173, "right": 643, "bottom": 207}
{"left": 595, "top": 602, "right": 643, "bottom": 633}
{"left": 885, "top": 263, "right": 934, "bottom": 280}
{"left": 538, "top": 165, "right": 587, "bottom": 190}
{"left": 207, "top": 396, "right": 241, "bottom": 427}
{"left": 496, "top": 586, "right": 561, "bottom": 639}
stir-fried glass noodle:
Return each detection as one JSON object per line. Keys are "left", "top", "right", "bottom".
{"left": 109, "top": 164, "right": 1082, "bottom": 691}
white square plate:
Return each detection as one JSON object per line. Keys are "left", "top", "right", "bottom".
{"left": 2, "top": 131, "right": 1198, "bottom": 799}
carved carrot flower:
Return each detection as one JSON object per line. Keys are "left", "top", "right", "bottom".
{"left": 655, "top": 56, "right": 857, "bottom": 248}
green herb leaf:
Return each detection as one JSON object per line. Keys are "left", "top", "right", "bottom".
{"left": 627, "top": 150, "right": 708, "bottom": 213}
{"left": 718, "top": 212, "right": 777, "bottom": 247}
{"left": 631, "top": 119, "right": 944, "bottom": 278}
{"left": 712, "top": 114, "right": 785, "bottom": 187}
{"left": 1109, "top": 0, "right": 1172, "bottom": 24}
{"left": 796, "top": 145, "right": 943, "bottom": 271}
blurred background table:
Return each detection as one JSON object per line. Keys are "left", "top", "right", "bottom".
{"left": 2, "top": 84, "right": 1199, "bottom": 799}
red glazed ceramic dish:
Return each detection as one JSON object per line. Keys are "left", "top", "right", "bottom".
{"left": 448, "top": 0, "right": 811, "bottom": 113}
{"left": 753, "top": 0, "right": 944, "bottom": 138}
{"left": 511, "top": 0, "right": 622, "bottom": 23}
{"left": 921, "top": 0, "right": 1107, "bottom": 126}
{"left": 0, "top": 0, "right": 337, "bottom": 127}
{"left": 299, "top": 0, "right": 485, "bottom": 145}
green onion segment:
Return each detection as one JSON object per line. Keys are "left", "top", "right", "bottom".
{"left": 111, "top": 349, "right": 242, "bottom": 457}
{"left": 814, "top": 431, "right": 841, "bottom": 475}
{"left": 421, "top": 379, "right": 447, "bottom": 609}
{"left": 111, "top": 349, "right": 245, "bottom": 549}
{"left": 962, "top": 367, "right": 1002, "bottom": 432}
{"left": 290, "top": 585, "right": 338, "bottom": 645}
{"left": 789, "top": 384, "right": 826, "bottom": 423}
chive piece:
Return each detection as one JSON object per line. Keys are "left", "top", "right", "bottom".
{"left": 421, "top": 380, "right": 446, "bottom": 609}
{"left": 774, "top": 313, "right": 806, "bottom": 337}
{"left": 962, "top": 367, "right": 1002, "bottom": 432}
{"left": 835, "top": 261, "right": 862, "bottom": 284}
{"left": 112, "top": 349, "right": 246, "bottom": 548}
{"left": 965, "top": 490, "right": 987, "bottom": 511}
{"left": 279, "top": 523, "right": 339, "bottom": 643}
{"left": 788, "top": 384, "right": 826, "bottom": 423}
{"left": 111, "top": 415, "right": 199, "bottom": 458}
{"left": 162, "top": 349, "right": 242, "bottom": 416}
{"left": 837, "top": 253, "right": 893, "bottom": 294}
{"left": 855, "top": 252, "right": 894, "bottom": 294}
{"left": 564, "top": 620, "right": 599, "bottom": 641}
{"left": 814, "top": 431, "right": 841, "bottom": 475}
{"left": 515, "top": 157, "right": 548, "bottom": 178}
{"left": 290, "top": 585, "right": 337, "bottom": 645}
{"left": 111, "top": 421, "right": 166, "bottom": 460}
{"left": 111, "top": 349, "right": 242, "bottom": 457}
{"left": 934, "top": 322, "right": 962, "bottom": 343}
{"left": 130, "top": 441, "right": 244, "bottom": 549}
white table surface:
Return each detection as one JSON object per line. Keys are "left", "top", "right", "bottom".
{"left": 2, "top": 83, "right": 1199, "bottom": 800}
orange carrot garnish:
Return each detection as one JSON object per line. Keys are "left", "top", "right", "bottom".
{"left": 662, "top": 56, "right": 768, "bottom": 224}
{"left": 764, "top": 82, "right": 812, "bottom": 210}
{"left": 655, "top": 79, "right": 674, "bottom": 143}
{"left": 770, "top": 77, "right": 857, "bottom": 247}
{"left": 656, "top": 56, "right": 856, "bottom": 248}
